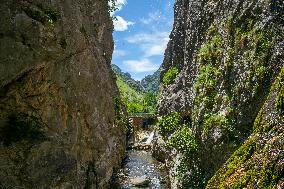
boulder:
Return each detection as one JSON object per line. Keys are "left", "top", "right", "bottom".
{"left": 131, "top": 176, "right": 150, "bottom": 187}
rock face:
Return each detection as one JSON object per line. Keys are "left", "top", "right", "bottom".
{"left": 156, "top": 0, "right": 284, "bottom": 188}
{"left": 207, "top": 69, "right": 284, "bottom": 188}
{"left": 152, "top": 131, "right": 169, "bottom": 163}
{"left": 0, "top": 0, "right": 126, "bottom": 188}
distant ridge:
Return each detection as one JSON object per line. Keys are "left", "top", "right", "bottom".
{"left": 111, "top": 64, "right": 160, "bottom": 114}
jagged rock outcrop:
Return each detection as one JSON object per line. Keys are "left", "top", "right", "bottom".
{"left": 156, "top": 0, "right": 284, "bottom": 188}
{"left": 0, "top": 0, "right": 126, "bottom": 188}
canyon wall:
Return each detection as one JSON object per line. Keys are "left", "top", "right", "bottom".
{"left": 0, "top": 0, "right": 126, "bottom": 188}
{"left": 156, "top": 0, "right": 284, "bottom": 188}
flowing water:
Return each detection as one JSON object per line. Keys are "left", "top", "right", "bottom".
{"left": 112, "top": 129, "right": 169, "bottom": 189}
{"left": 113, "top": 149, "right": 169, "bottom": 189}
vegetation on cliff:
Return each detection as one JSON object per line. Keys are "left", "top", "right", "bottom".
{"left": 207, "top": 67, "right": 284, "bottom": 188}
{"left": 162, "top": 66, "right": 179, "bottom": 86}
{"left": 112, "top": 64, "right": 159, "bottom": 114}
{"left": 156, "top": 0, "right": 284, "bottom": 188}
{"left": 141, "top": 69, "right": 161, "bottom": 93}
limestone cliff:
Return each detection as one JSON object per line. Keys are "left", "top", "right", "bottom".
{"left": 207, "top": 67, "right": 284, "bottom": 188}
{"left": 0, "top": 0, "right": 126, "bottom": 188}
{"left": 156, "top": 0, "right": 284, "bottom": 188}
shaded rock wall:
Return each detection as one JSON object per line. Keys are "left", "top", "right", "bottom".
{"left": 0, "top": 0, "right": 126, "bottom": 188}
{"left": 157, "top": 0, "right": 284, "bottom": 188}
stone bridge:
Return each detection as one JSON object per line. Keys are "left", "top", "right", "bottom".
{"left": 128, "top": 113, "right": 157, "bottom": 142}
{"left": 129, "top": 113, "right": 156, "bottom": 129}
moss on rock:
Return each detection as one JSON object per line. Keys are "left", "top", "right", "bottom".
{"left": 162, "top": 66, "right": 179, "bottom": 86}
{"left": 276, "top": 67, "right": 284, "bottom": 115}
{"left": 206, "top": 65, "right": 284, "bottom": 189}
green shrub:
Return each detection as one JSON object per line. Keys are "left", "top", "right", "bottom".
{"left": 193, "top": 64, "right": 220, "bottom": 119}
{"left": 127, "top": 103, "right": 144, "bottom": 114}
{"left": 198, "top": 35, "right": 223, "bottom": 66}
{"left": 168, "top": 126, "right": 198, "bottom": 154}
{"left": 162, "top": 66, "right": 179, "bottom": 85}
{"left": 202, "top": 113, "right": 231, "bottom": 137}
{"left": 158, "top": 112, "right": 181, "bottom": 137}
{"left": 141, "top": 92, "right": 158, "bottom": 114}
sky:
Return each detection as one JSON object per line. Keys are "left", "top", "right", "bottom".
{"left": 110, "top": 0, "right": 175, "bottom": 80}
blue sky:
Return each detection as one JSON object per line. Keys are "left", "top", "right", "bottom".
{"left": 111, "top": 0, "right": 175, "bottom": 80}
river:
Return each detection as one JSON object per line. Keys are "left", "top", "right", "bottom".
{"left": 111, "top": 131, "right": 169, "bottom": 189}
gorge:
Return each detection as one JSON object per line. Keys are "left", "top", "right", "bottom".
{"left": 0, "top": 0, "right": 283, "bottom": 189}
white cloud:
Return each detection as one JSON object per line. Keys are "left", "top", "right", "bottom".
{"left": 113, "top": 44, "right": 127, "bottom": 57}
{"left": 123, "top": 59, "right": 159, "bottom": 73}
{"left": 144, "top": 41, "right": 168, "bottom": 57}
{"left": 109, "top": 0, "right": 127, "bottom": 16}
{"left": 115, "top": 0, "right": 127, "bottom": 11}
{"left": 126, "top": 32, "right": 169, "bottom": 44}
{"left": 140, "top": 11, "right": 162, "bottom": 25}
{"left": 113, "top": 49, "right": 127, "bottom": 57}
{"left": 113, "top": 16, "right": 134, "bottom": 31}
{"left": 125, "top": 32, "right": 169, "bottom": 57}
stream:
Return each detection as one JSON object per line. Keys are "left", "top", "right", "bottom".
{"left": 112, "top": 130, "right": 169, "bottom": 189}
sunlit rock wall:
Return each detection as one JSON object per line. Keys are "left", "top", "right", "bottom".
{"left": 207, "top": 66, "right": 284, "bottom": 188}
{"left": 157, "top": 0, "right": 284, "bottom": 188}
{"left": 0, "top": 0, "right": 126, "bottom": 188}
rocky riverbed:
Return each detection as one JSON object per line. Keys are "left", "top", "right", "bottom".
{"left": 112, "top": 130, "right": 169, "bottom": 189}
